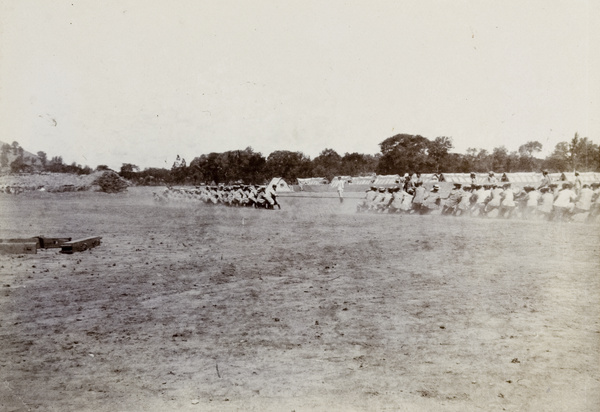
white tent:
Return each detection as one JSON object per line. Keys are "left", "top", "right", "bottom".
{"left": 348, "top": 176, "right": 376, "bottom": 185}
{"left": 297, "top": 177, "right": 328, "bottom": 185}
{"left": 373, "top": 175, "right": 400, "bottom": 185}
{"left": 330, "top": 176, "right": 352, "bottom": 187}
{"left": 549, "top": 172, "right": 600, "bottom": 184}
{"left": 268, "top": 177, "right": 293, "bottom": 192}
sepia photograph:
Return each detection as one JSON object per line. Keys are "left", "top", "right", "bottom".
{"left": 1, "top": 1, "right": 599, "bottom": 411}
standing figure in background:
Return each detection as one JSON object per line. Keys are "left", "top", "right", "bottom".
{"left": 574, "top": 171, "right": 583, "bottom": 196}
{"left": 403, "top": 174, "right": 415, "bottom": 193}
{"left": 487, "top": 171, "right": 498, "bottom": 184}
{"left": 334, "top": 176, "right": 345, "bottom": 203}
{"left": 538, "top": 170, "right": 552, "bottom": 189}
{"left": 470, "top": 172, "right": 478, "bottom": 186}
{"left": 414, "top": 172, "right": 423, "bottom": 186}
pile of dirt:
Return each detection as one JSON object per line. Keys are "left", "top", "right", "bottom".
{"left": 92, "top": 170, "right": 129, "bottom": 193}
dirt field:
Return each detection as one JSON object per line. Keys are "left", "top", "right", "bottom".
{"left": 1, "top": 188, "right": 599, "bottom": 411}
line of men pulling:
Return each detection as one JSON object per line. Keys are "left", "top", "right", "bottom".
{"left": 154, "top": 184, "right": 281, "bottom": 209}
{"left": 357, "top": 180, "right": 600, "bottom": 222}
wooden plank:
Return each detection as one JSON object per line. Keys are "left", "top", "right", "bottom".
{"left": 60, "top": 236, "right": 102, "bottom": 254}
{"left": 0, "top": 238, "right": 40, "bottom": 248}
{"left": 38, "top": 237, "right": 72, "bottom": 249}
{"left": 0, "top": 242, "right": 37, "bottom": 254}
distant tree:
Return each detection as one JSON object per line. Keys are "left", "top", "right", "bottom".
{"left": 242, "top": 148, "right": 268, "bottom": 184}
{"left": 96, "top": 165, "right": 111, "bottom": 171}
{"left": 196, "top": 147, "right": 267, "bottom": 184}
{"left": 517, "top": 141, "right": 543, "bottom": 171}
{"left": 518, "top": 141, "right": 543, "bottom": 157}
{"left": 119, "top": 163, "right": 140, "bottom": 180}
{"left": 543, "top": 141, "right": 571, "bottom": 172}
{"left": 0, "top": 151, "right": 8, "bottom": 168}
{"left": 506, "top": 150, "right": 520, "bottom": 172}
{"left": 462, "top": 148, "right": 492, "bottom": 172}
{"left": 190, "top": 152, "right": 223, "bottom": 185}
{"left": 1, "top": 143, "right": 10, "bottom": 155}
{"left": 11, "top": 141, "right": 19, "bottom": 156}
{"left": 37, "top": 151, "right": 47, "bottom": 167}
{"left": 445, "top": 152, "right": 469, "bottom": 172}
{"left": 264, "top": 150, "right": 312, "bottom": 183}
{"left": 230, "top": 147, "right": 267, "bottom": 184}
{"left": 10, "top": 157, "right": 31, "bottom": 173}
{"left": 491, "top": 146, "right": 509, "bottom": 172}
{"left": 10, "top": 145, "right": 27, "bottom": 172}
{"left": 428, "top": 136, "right": 453, "bottom": 172}
{"left": 312, "top": 148, "right": 342, "bottom": 181}
{"left": 171, "top": 156, "right": 188, "bottom": 184}
{"left": 540, "top": 134, "right": 599, "bottom": 172}
{"left": 376, "top": 133, "right": 431, "bottom": 174}
{"left": 138, "top": 167, "right": 171, "bottom": 185}
{"left": 474, "top": 148, "right": 492, "bottom": 172}
{"left": 340, "top": 152, "right": 379, "bottom": 176}
{"left": 46, "top": 156, "right": 65, "bottom": 173}
{"left": 569, "top": 134, "right": 599, "bottom": 171}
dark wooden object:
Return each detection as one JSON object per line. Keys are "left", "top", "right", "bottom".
{"left": 0, "top": 242, "right": 37, "bottom": 254}
{"left": 38, "top": 237, "right": 72, "bottom": 248}
{"left": 60, "top": 237, "right": 102, "bottom": 254}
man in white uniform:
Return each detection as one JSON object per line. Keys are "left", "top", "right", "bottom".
{"left": 538, "top": 170, "right": 552, "bottom": 189}
{"left": 552, "top": 183, "right": 577, "bottom": 221}
{"left": 522, "top": 186, "right": 541, "bottom": 219}
{"left": 334, "top": 177, "right": 345, "bottom": 203}
{"left": 573, "top": 184, "right": 594, "bottom": 217}
{"left": 264, "top": 184, "right": 279, "bottom": 209}
{"left": 574, "top": 171, "right": 583, "bottom": 196}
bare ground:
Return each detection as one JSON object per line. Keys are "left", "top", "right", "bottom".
{"left": 0, "top": 188, "right": 599, "bottom": 411}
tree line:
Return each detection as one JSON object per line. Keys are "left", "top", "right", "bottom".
{"left": 130, "top": 133, "right": 598, "bottom": 185}
{"left": 2, "top": 133, "right": 599, "bottom": 186}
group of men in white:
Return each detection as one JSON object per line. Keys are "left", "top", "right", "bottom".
{"left": 155, "top": 184, "right": 280, "bottom": 209}
{"left": 357, "top": 170, "right": 600, "bottom": 222}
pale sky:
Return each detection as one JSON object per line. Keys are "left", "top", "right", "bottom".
{"left": 1, "top": 1, "right": 598, "bottom": 170}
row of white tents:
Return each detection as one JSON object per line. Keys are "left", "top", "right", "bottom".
{"left": 318, "top": 172, "right": 600, "bottom": 186}
{"left": 287, "top": 172, "right": 600, "bottom": 193}
{"left": 297, "top": 172, "right": 600, "bottom": 187}
{"left": 442, "top": 172, "right": 600, "bottom": 184}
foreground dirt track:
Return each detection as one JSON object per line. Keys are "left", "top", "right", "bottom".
{"left": 1, "top": 189, "right": 599, "bottom": 411}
